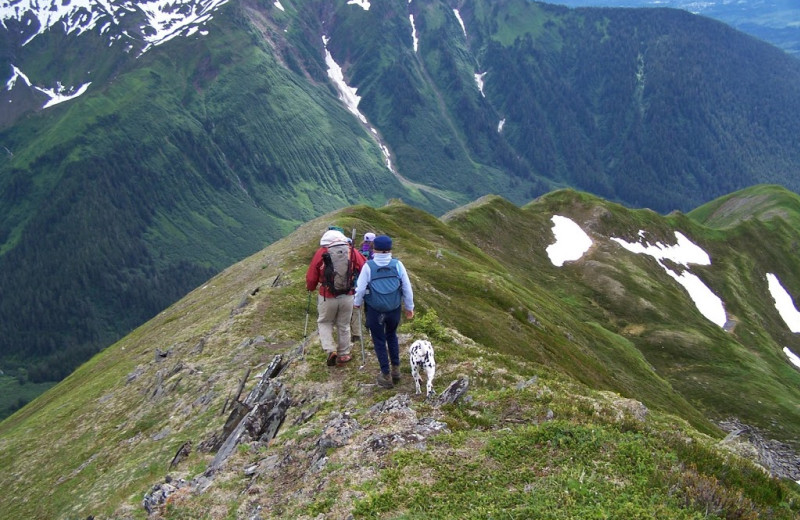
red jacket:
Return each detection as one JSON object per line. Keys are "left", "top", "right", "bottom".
{"left": 306, "top": 245, "right": 366, "bottom": 298}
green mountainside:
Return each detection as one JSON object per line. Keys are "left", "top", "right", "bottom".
{"left": 4, "top": 0, "right": 800, "bottom": 418}
{"left": 0, "top": 188, "right": 798, "bottom": 518}
{"left": 0, "top": 2, "right": 425, "bottom": 406}
{"left": 689, "top": 185, "right": 800, "bottom": 230}
{"left": 550, "top": 0, "right": 800, "bottom": 58}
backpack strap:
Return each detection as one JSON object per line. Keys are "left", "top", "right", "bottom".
{"left": 367, "top": 259, "right": 400, "bottom": 281}
{"left": 320, "top": 247, "right": 331, "bottom": 301}
{"left": 347, "top": 245, "right": 359, "bottom": 286}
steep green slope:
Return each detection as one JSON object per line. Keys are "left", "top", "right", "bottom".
{"left": 0, "top": 1, "right": 429, "bottom": 406}
{"left": 283, "top": 0, "right": 800, "bottom": 213}
{"left": 5, "top": 0, "right": 800, "bottom": 420}
{"left": 462, "top": 0, "right": 800, "bottom": 210}
{"left": 0, "top": 194, "right": 798, "bottom": 519}
{"left": 443, "top": 190, "right": 800, "bottom": 444}
{"left": 320, "top": 0, "right": 543, "bottom": 199}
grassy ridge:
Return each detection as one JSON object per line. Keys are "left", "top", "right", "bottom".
{"left": 688, "top": 184, "right": 800, "bottom": 230}
{"left": 0, "top": 193, "right": 798, "bottom": 518}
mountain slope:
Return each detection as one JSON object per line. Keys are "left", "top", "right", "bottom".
{"left": 444, "top": 189, "right": 800, "bottom": 441}
{"left": 0, "top": 191, "right": 798, "bottom": 518}
{"left": 688, "top": 184, "right": 800, "bottom": 230}
{"left": 5, "top": 0, "right": 800, "bottom": 416}
{"left": 550, "top": 0, "right": 800, "bottom": 58}
{"left": 0, "top": 0, "right": 432, "bottom": 403}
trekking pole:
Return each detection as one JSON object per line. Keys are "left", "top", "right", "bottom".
{"left": 358, "top": 307, "right": 367, "bottom": 369}
{"left": 301, "top": 291, "right": 311, "bottom": 357}
{"left": 352, "top": 226, "right": 367, "bottom": 369}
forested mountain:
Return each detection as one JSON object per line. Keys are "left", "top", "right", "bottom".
{"left": 3, "top": 0, "right": 800, "bottom": 416}
{"left": 548, "top": 0, "right": 800, "bottom": 58}
{"left": 1, "top": 187, "right": 799, "bottom": 518}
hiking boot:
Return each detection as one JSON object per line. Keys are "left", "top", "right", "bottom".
{"left": 390, "top": 365, "right": 401, "bottom": 384}
{"left": 326, "top": 352, "right": 337, "bottom": 367}
{"left": 376, "top": 372, "right": 394, "bottom": 389}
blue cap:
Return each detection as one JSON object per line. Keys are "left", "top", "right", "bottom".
{"left": 373, "top": 235, "right": 392, "bottom": 251}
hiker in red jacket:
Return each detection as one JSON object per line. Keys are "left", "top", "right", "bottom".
{"left": 306, "top": 229, "right": 366, "bottom": 366}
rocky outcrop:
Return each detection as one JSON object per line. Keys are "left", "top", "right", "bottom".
{"left": 142, "top": 377, "right": 461, "bottom": 517}
{"left": 436, "top": 376, "right": 469, "bottom": 405}
{"left": 207, "top": 355, "right": 291, "bottom": 472}
{"left": 143, "top": 355, "right": 294, "bottom": 516}
{"left": 719, "top": 418, "right": 800, "bottom": 482}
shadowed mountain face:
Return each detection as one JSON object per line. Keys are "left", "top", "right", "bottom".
{"left": 3, "top": 0, "right": 800, "bottom": 416}
{"left": 0, "top": 186, "right": 798, "bottom": 519}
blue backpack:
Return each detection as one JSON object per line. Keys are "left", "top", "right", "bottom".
{"left": 364, "top": 259, "right": 402, "bottom": 312}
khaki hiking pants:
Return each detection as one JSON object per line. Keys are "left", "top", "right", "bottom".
{"left": 351, "top": 305, "right": 364, "bottom": 339}
{"left": 317, "top": 294, "right": 353, "bottom": 356}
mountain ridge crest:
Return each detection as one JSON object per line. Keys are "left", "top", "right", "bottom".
{"left": 1, "top": 189, "right": 799, "bottom": 518}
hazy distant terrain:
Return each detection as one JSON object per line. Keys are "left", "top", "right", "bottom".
{"left": 549, "top": 0, "right": 800, "bottom": 56}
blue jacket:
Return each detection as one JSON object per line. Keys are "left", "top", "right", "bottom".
{"left": 353, "top": 252, "right": 414, "bottom": 311}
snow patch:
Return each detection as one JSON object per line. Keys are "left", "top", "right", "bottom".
{"left": 453, "top": 9, "right": 466, "bottom": 37}
{"left": 322, "top": 35, "right": 392, "bottom": 173}
{"left": 546, "top": 215, "right": 593, "bottom": 267}
{"left": 3, "top": 0, "right": 227, "bottom": 52}
{"left": 38, "top": 81, "right": 92, "bottom": 108}
{"left": 612, "top": 231, "right": 726, "bottom": 327}
{"left": 347, "top": 0, "right": 370, "bottom": 11}
{"left": 379, "top": 143, "right": 392, "bottom": 171}
{"left": 784, "top": 347, "right": 800, "bottom": 370}
{"left": 139, "top": 0, "right": 227, "bottom": 53}
{"left": 662, "top": 268, "right": 727, "bottom": 327}
{"left": 323, "top": 36, "right": 367, "bottom": 125}
{"left": 409, "top": 14, "right": 418, "bottom": 52}
{"left": 611, "top": 231, "right": 710, "bottom": 266}
{"left": 474, "top": 72, "right": 486, "bottom": 97}
{"left": 766, "top": 273, "right": 800, "bottom": 333}
{"left": 6, "top": 65, "right": 89, "bottom": 108}
{"left": 6, "top": 65, "right": 33, "bottom": 90}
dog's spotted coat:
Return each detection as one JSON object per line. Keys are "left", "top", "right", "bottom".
{"left": 409, "top": 339, "right": 436, "bottom": 397}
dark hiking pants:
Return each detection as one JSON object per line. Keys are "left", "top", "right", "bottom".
{"left": 366, "top": 306, "right": 402, "bottom": 375}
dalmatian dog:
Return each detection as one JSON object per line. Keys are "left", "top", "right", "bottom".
{"left": 409, "top": 339, "right": 436, "bottom": 397}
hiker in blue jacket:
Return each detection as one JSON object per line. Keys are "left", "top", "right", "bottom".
{"left": 353, "top": 235, "right": 414, "bottom": 389}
